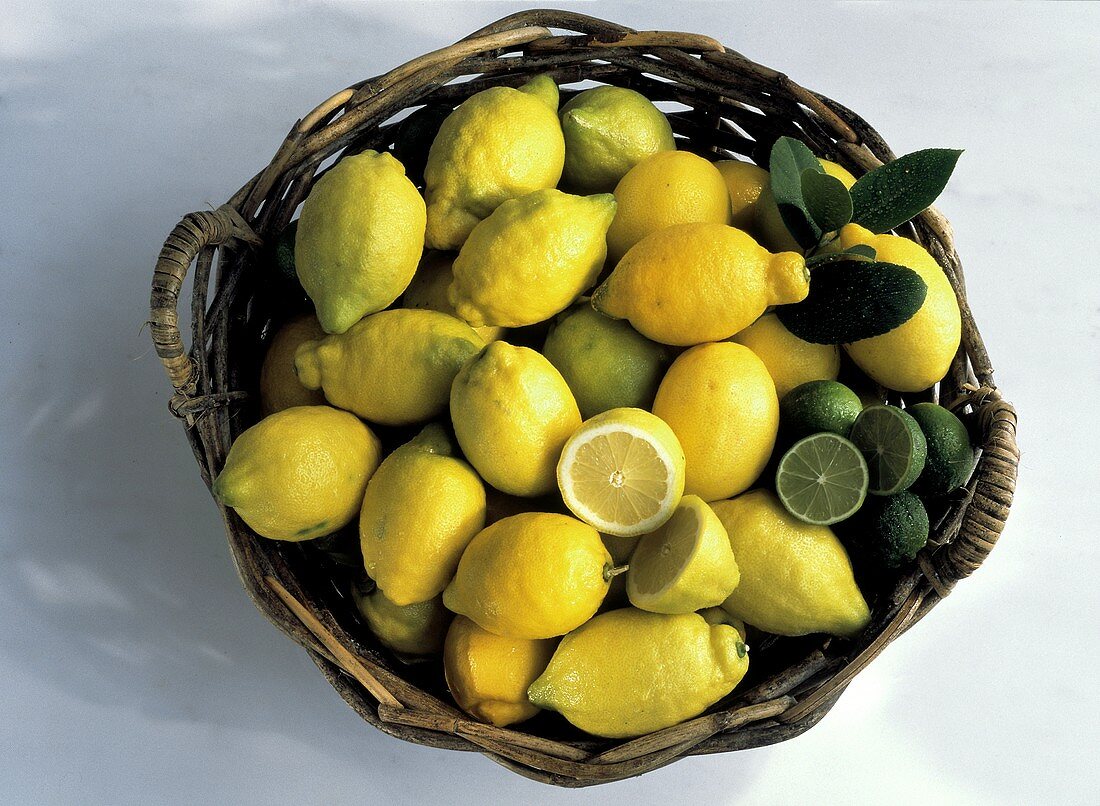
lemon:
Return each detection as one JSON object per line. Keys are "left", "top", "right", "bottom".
{"left": 442, "top": 513, "right": 612, "bottom": 639}
{"left": 652, "top": 342, "right": 779, "bottom": 501}
{"left": 715, "top": 159, "right": 770, "bottom": 231}
{"left": 755, "top": 159, "right": 857, "bottom": 253}
{"left": 605, "top": 150, "right": 731, "bottom": 263}
{"left": 424, "top": 75, "right": 564, "bottom": 250}
{"left": 359, "top": 425, "right": 486, "bottom": 606}
{"left": 599, "top": 533, "right": 636, "bottom": 610}
{"left": 592, "top": 223, "right": 808, "bottom": 346}
{"left": 401, "top": 251, "right": 505, "bottom": 343}
{"left": 559, "top": 86, "right": 676, "bottom": 194}
{"left": 295, "top": 150, "right": 426, "bottom": 334}
{"left": 295, "top": 308, "right": 484, "bottom": 426}
{"left": 448, "top": 189, "right": 616, "bottom": 328}
{"left": 729, "top": 312, "right": 840, "bottom": 399}
{"left": 450, "top": 342, "right": 581, "bottom": 497}
{"left": 557, "top": 407, "right": 686, "bottom": 537}
{"left": 258, "top": 314, "right": 327, "bottom": 415}
{"left": 542, "top": 304, "right": 671, "bottom": 418}
{"left": 713, "top": 490, "right": 871, "bottom": 637}
{"left": 352, "top": 584, "right": 450, "bottom": 657}
{"left": 698, "top": 607, "right": 747, "bottom": 640}
{"left": 443, "top": 616, "right": 556, "bottom": 727}
{"left": 527, "top": 608, "right": 749, "bottom": 738}
{"left": 211, "top": 406, "right": 382, "bottom": 541}
{"left": 837, "top": 224, "right": 962, "bottom": 392}
{"left": 626, "top": 496, "right": 739, "bottom": 614}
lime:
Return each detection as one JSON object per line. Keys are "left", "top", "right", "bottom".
{"left": 775, "top": 432, "right": 869, "bottom": 525}
{"left": 907, "top": 403, "right": 976, "bottom": 496}
{"left": 848, "top": 405, "right": 928, "bottom": 496}
{"left": 778, "top": 380, "right": 863, "bottom": 446}
{"left": 626, "top": 495, "right": 739, "bottom": 614}
{"left": 845, "top": 491, "right": 929, "bottom": 569}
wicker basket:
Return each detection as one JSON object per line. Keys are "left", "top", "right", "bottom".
{"left": 148, "top": 10, "right": 1019, "bottom": 787}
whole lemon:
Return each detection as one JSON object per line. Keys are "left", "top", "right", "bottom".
{"left": 527, "top": 608, "right": 749, "bottom": 738}
{"left": 442, "top": 513, "right": 612, "bottom": 639}
{"left": 652, "top": 342, "right": 779, "bottom": 501}
{"left": 295, "top": 308, "right": 484, "bottom": 426}
{"left": 258, "top": 314, "right": 327, "bottom": 415}
{"left": 592, "top": 223, "right": 808, "bottom": 346}
{"left": 730, "top": 312, "right": 841, "bottom": 399}
{"left": 295, "top": 150, "right": 426, "bottom": 334}
{"left": 359, "top": 425, "right": 486, "bottom": 605}
{"left": 559, "top": 86, "right": 675, "bottom": 194}
{"left": 449, "top": 342, "right": 581, "bottom": 497}
{"left": 605, "top": 150, "right": 731, "bottom": 263}
{"left": 542, "top": 305, "right": 671, "bottom": 418}
{"left": 351, "top": 584, "right": 451, "bottom": 657}
{"left": 211, "top": 406, "right": 382, "bottom": 541}
{"left": 713, "top": 489, "right": 871, "bottom": 637}
{"left": 838, "top": 224, "right": 962, "bottom": 392}
{"left": 448, "top": 189, "right": 616, "bottom": 328}
{"left": 754, "top": 158, "right": 857, "bottom": 253}
{"left": 402, "top": 251, "right": 505, "bottom": 343}
{"left": 424, "top": 75, "right": 564, "bottom": 250}
{"left": 443, "top": 616, "right": 556, "bottom": 727}
{"left": 715, "top": 159, "right": 770, "bottom": 231}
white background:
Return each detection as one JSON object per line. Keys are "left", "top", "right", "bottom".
{"left": 2, "top": 2, "right": 1097, "bottom": 803}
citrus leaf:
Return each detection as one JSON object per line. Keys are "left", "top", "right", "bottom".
{"left": 801, "top": 169, "right": 853, "bottom": 233}
{"left": 845, "top": 244, "right": 877, "bottom": 260}
{"left": 769, "top": 137, "right": 824, "bottom": 249}
{"left": 850, "top": 149, "right": 963, "bottom": 233}
{"left": 775, "top": 261, "right": 928, "bottom": 344}
{"left": 806, "top": 249, "right": 873, "bottom": 269}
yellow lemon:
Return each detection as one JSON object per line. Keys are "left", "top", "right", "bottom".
{"left": 527, "top": 608, "right": 749, "bottom": 738}
{"left": 652, "top": 342, "right": 779, "bottom": 501}
{"left": 712, "top": 489, "right": 871, "bottom": 637}
{"left": 352, "top": 584, "right": 451, "bottom": 657}
{"left": 556, "top": 407, "right": 685, "bottom": 537}
{"left": 592, "top": 223, "right": 808, "bottom": 346}
{"left": 838, "top": 224, "right": 962, "bottom": 392}
{"left": 449, "top": 342, "right": 581, "bottom": 497}
{"left": 443, "top": 616, "right": 556, "bottom": 727}
{"left": 448, "top": 189, "right": 616, "bottom": 328}
{"left": 401, "top": 251, "right": 505, "bottom": 343}
{"left": 754, "top": 159, "right": 857, "bottom": 253}
{"left": 729, "top": 312, "right": 841, "bottom": 399}
{"left": 715, "top": 159, "right": 770, "bottom": 231}
{"left": 698, "top": 607, "right": 748, "bottom": 640}
{"left": 295, "top": 150, "right": 426, "bottom": 334}
{"left": 599, "top": 533, "right": 636, "bottom": 610}
{"left": 295, "top": 308, "right": 484, "bottom": 426}
{"left": 442, "top": 513, "right": 612, "bottom": 639}
{"left": 211, "top": 406, "right": 382, "bottom": 541}
{"left": 424, "top": 75, "right": 564, "bottom": 250}
{"left": 605, "top": 150, "right": 731, "bottom": 263}
{"left": 560, "top": 85, "right": 675, "bottom": 193}
{"left": 258, "top": 314, "right": 327, "bottom": 415}
{"left": 359, "top": 425, "right": 486, "bottom": 605}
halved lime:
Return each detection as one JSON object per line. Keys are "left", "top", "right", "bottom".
{"left": 848, "top": 405, "right": 928, "bottom": 496}
{"left": 775, "top": 433, "right": 869, "bottom": 525}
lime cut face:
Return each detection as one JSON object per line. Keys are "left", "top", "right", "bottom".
{"left": 848, "top": 405, "right": 928, "bottom": 496}
{"left": 775, "top": 432, "right": 869, "bottom": 525}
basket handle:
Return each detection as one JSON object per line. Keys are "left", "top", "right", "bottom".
{"left": 149, "top": 205, "right": 261, "bottom": 396}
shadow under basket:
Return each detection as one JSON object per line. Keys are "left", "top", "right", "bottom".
{"left": 148, "top": 9, "right": 1019, "bottom": 788}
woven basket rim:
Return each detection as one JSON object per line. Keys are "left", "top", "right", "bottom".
{"left": 147, "top": 8, "right": 1019, "bottom": 787}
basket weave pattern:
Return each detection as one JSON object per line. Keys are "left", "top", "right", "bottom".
{"left": 148, "top": 10, "right": 1019, "bottom": 787}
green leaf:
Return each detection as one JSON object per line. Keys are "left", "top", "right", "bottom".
{"left": 850, "top": 148, "right": 963, "bottom": 233}
{"left": 801, "top": 169, "right": 853, "bottom": 233}
{"left": 845, "top": 244, "right": 877, "bottom": 260}
{"left": 769, "top": 137, "right": 824, "bottom": 249}
{"left": 775, "top": 261, "right": 928, "bottom": 344}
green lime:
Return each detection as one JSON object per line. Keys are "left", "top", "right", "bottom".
{"left": 849, "top": 405, "right": 928, "bottom": 496}
{"left": 775, "top": 432, "right": 869, "bottom": 525}
{"left": 845, "top": 491, "right": 930, "bottom": 569}
{"left": 542, "top": 304, "right": 671, "bottom": 419}
{"left": 779, "top": 380, "right": 863, "bottom": 446}
{"left": 907, "top": 403, "right": 976, "bottom": 496}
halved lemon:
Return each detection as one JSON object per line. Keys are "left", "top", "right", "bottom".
{"left": 556, "top": 407, "right": 685, "bottom": 537}
{"left": 626, "top": 495, "right": 740, "bottom": 614}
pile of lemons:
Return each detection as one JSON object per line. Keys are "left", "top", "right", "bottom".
{"left": 212, "top": 75, "right": 962, "bottom": 739}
